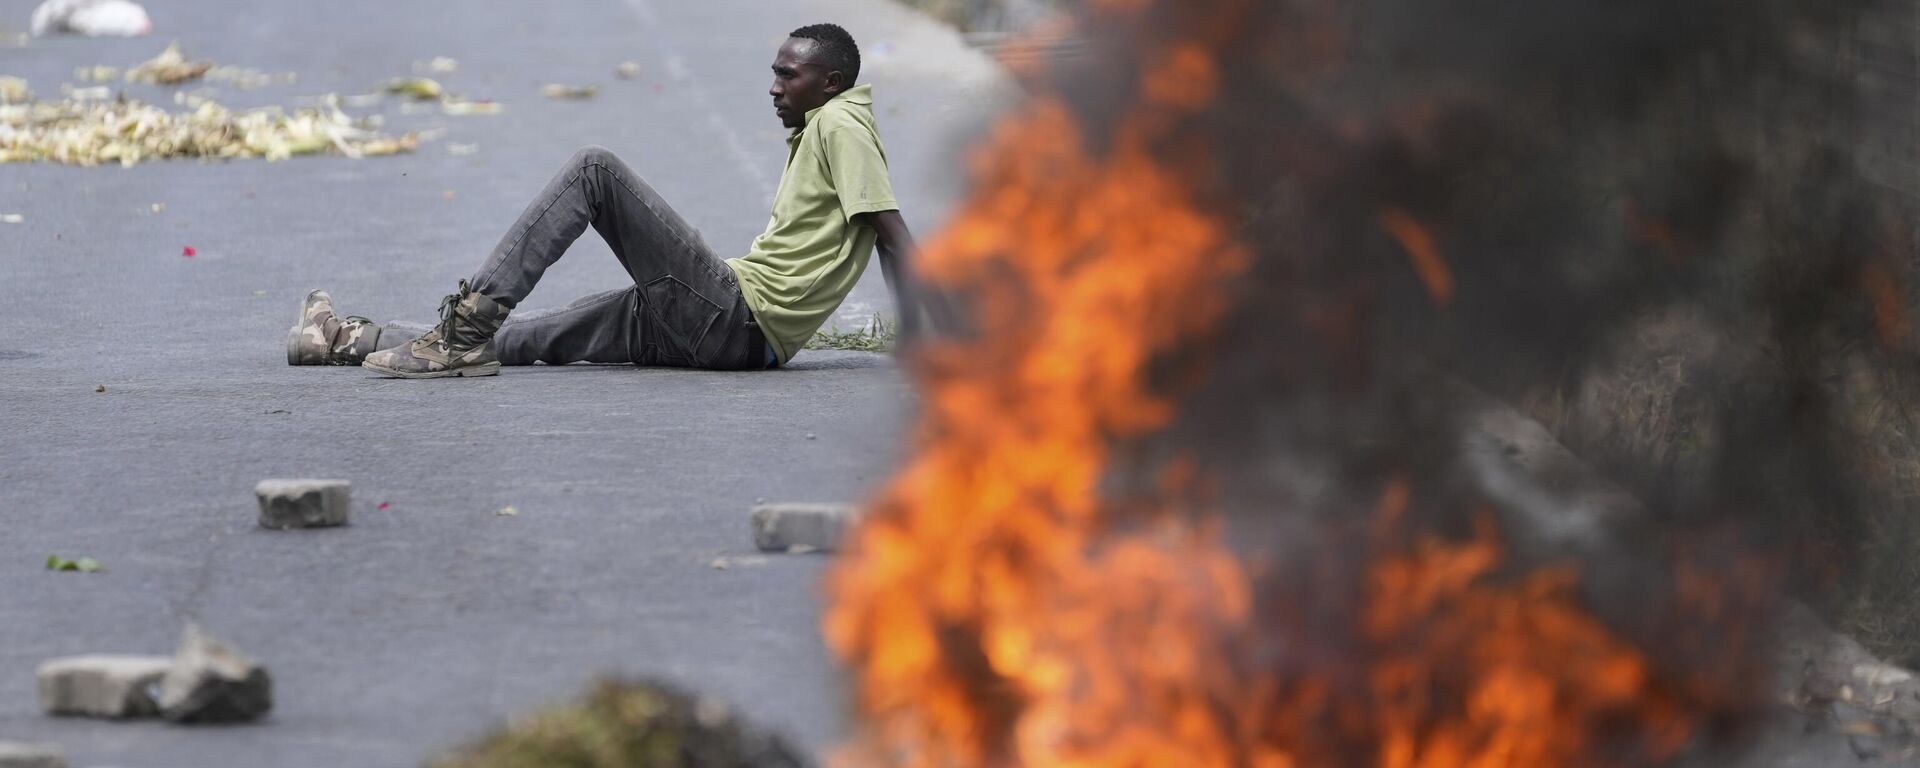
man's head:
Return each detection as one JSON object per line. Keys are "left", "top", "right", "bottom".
{"left": 770, "top": 23, "right": 862, "bottom": 130}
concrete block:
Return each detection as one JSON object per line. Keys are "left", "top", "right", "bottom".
{"left": 255, "top": 479, "right": 350, "bottom": 529}
{"left": 750, "top": 503, "right": 859, "bottom": 553}
{"left": 0, "top": 743, "right": 67, "bottom": 768}
{"left": 36, "top": 655, "right": 171, "bottom": 718}
{"left": 158, "top": 624, "right": 272, "bottom": 723}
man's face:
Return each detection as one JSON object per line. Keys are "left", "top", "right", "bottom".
{"left": 769, "top": 38, "right": 841, "bottom": 130}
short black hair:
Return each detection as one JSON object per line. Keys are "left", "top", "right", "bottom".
{"left": 789, "top": 23, "right": 861, "bottom": 86}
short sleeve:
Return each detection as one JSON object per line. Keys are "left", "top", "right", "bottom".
{"left": 823, "top": 125, "right": 898, "bottom": 222}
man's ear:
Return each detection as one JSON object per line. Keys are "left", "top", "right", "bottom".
{"left": 823, "top": 69, "right": 847, "bottom": 95}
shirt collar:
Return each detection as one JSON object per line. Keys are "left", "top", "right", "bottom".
{"left": 803, "top": 83, "right": 873, "bottom": 124}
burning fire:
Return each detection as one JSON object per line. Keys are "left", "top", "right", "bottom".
{"left": 826, "top": 0, "right": 1783, "bottom": 766}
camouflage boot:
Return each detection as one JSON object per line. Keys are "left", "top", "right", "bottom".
{"left": 286, "top": 290, "right": 383, "bottom": 366}
{"left": 362, "top": 280, "right": 508, "bottom": 379}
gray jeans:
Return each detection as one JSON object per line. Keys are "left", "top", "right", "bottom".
{"left": 384, "top": 146, "right": 771, "bottom": 370}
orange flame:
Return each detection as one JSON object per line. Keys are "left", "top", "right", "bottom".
{"left": 826, "top": 3, "right": 1758, "bottom": 766}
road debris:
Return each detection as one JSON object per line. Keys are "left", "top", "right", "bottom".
{"left": 495, "top": 505, "right": 517, "bottom": 516}
{"left": 256, "top": 479, "right": 350, "bottom": 529}
{"left": 433, "top": 678, "right": 808, "bottom": 768}
{"left": 1, "top": 214, "right": 22, "bottom": 224}
{"left": 73, "top": 65, "right": 118, "bottom": 82}
{"left": 542, "top": 83, "right": 599, "bottom": 100}
{"left": 0, "top": 94, "right": 418, "bottom": 166}
{"left": 384, "top": 77, "right": 444, "bottom": 100}
{"left": 58, "top": 84, "right": 110, "bottom": 101}
{"left": 36, "top": 655, "right": 171, "bottom": 717}
{"left": 181, "top": 245, "right": 195, "bottom": 257}
{"left": 125, "top": 41, "right": 211, "bottom": 85}
{"left": 0, "top": 741, "right": 67, "bottom": 768}
{"left": 439, "top": 98, "right": 501, "bottom": 116}
{"left": 0, "top": 77, "right": 31, "bottom": 104}
{"left": 30, "top": 0, "right": 150, "bottom": 37}
{"left": 150, "top": 202, "right": 164, "bottom": 213}
{"left": 92, "top": 384, "right": 105, "bottom": 392}
{"left": 709, "top": 555, "right": 768, "bottom": 570}
{"left": 44, "top": 555, "right": 101, "bottom": 572}
{"left": 157, "top": 623, "right": 272, "bottom": 723}
{"left": 615, "top": 61, "right": 643, "bottom": 79}
{"left": 206, "top": 66, "right": 292, "bottom": 90}
{"left": 421, "top": 56, "right": 458, "bottom": 74}
{"left": 448, "top": 142, "right": 478, "bottom": 156}
{"left": 749, "top": 503, "right": 859, "bottom": 553}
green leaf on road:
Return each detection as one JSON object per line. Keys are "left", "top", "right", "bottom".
{"left": 46, "top": 555, "right": 103, "bottom": 573}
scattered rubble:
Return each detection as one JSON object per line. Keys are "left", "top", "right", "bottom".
{"left": 0, "top": 742, "right": 67, "bottom": 768}
{"left": 432, "top": 678, "right": 808, "bottom": 768}
{"left": 541, "top": 84, "right": 598, "bottom": 100}
{"left": 29, "top": 0, "right": 150, "bottom": 37}
{"left": 125, "top": 41, "right": 210, "bottom": 85}
{"left": 0, "top": 94, "right": 417, "bottom": 166}
{"left": 157, "top": 623, "right": 272, "bottom": 723}
{"left": 255, "top": 478, "right": 351, "bottom": 529}
{"left": 36, "top": 655, "right": 171, "bottom": 718}
{"left": 750, "top": 503, "right": 858, "bottom": 553}
{"left": 1762, "top": 602, "right": 1920, "bottom": 762}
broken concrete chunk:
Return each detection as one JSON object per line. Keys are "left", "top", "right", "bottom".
{"left": 36, "top": 654, "right": 171, "bottom": 718}
{"left": 157, "top": 623, "right": 272, "bottom": 723}
{"left": 0, "top": 742, "right": 67, "bottom": 768}
{"left": 255, "top": 479, "right": 350, "bottom": 529}
{"left": 750, "top": 503, "right": 858, "bottom": 553}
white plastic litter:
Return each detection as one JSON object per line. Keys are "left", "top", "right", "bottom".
{"left": 30, "top": 0, "right": 152, "bottom": 37}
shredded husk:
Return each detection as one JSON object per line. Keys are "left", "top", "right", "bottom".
{"left": 0, "top": 93, "right": 417, "bottom": 166}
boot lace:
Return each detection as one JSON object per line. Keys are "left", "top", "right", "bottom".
{"left": 423, "top": 279, "right": 473, "bottom": 351}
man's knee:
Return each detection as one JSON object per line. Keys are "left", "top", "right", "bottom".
{"left": 569, "top": 144, "right": 620, "bottom": 170}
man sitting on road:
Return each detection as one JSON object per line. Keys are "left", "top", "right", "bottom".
{"left": 287, "top": 23, "right": 926, "bottom": 377}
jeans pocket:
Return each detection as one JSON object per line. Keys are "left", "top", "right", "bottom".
{"left": 641, "top": 275, "right": 724, "bottom": 366}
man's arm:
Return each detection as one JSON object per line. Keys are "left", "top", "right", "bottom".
{"left": 858, "top": 210, "right": 928, "bottom": 347}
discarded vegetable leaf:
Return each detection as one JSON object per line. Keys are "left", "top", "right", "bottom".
{"left": 541, "top": 84, "right": 599, "bottom": 100}
{"left": 46, "top": 555, "right": 103, "bottom": 572}
{"left": 0, "top": 76, "right": 34, "bottom": 104}
{"left": 126, "top": 42, "right": 213, "bottom": 85}
{"left": 1, "top": 93, "right": 417, "bottom": 166}
{"left": 440, "top": 99, "right": 502, "bottom": 116}
{"left": 384, "top": 77, "right": 444, "bottom": 100}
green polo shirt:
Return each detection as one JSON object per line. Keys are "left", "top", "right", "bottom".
{"left": 726, "top": 84, "right": 898, "bottom": 364}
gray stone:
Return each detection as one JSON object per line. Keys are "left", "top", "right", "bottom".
{"left": 157, "top": 623, "right": 272, "bottom": 723}
{"left": 255, "top": 479, "right": 350, "bottom": 530}
{"left": 0, "top": 742, "right": 67, "bottom": 768}
{"left": 35, "top": 655, "right": 172, "bottom": 718}
{"left": 750, "top": 503, "right": 859, "bottom": 553}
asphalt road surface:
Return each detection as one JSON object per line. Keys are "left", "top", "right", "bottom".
{"left": 0, "top": 0, "right": 1007, "bottom": 765}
